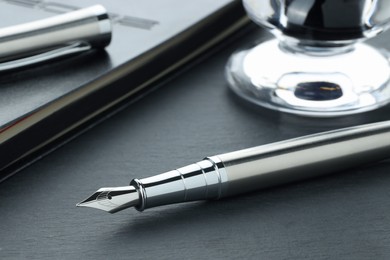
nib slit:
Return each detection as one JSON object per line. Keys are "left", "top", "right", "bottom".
{"left": 77, "top": 185, "right": 139, "bottom": 213}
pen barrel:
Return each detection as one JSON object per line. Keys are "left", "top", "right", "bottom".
{"left": 131, "top": 121, "right": 390, "bottom": 211}
{"left": 217, "top": 121, "right": 390, "bottom": 197}
{"left": 131, "top": 159, "right": 228, "bottom": 211}
{"left": 0, "top": 5, "right": 111, "bottom": 61}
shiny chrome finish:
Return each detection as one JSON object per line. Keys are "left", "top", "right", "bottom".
{"left": 218, "top": 120, "right": 390, "bottom": 196}
{"left": 131, "top": 158, "right": 228, "bottom": 211}
{"left": 0, "top": 5, "right": 111, "bottom": 70}
{"left": 78, "top": 120, "right": 390, "bottom": 213}
{"left": 78, "top": 159, "right": 228, "bottom": 213}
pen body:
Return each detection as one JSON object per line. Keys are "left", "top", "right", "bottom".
{"left": 218, "top": 121, "right": 390, "bottom": 196}
{"left": 133, "top": 121, "right": 390, "bottom": 210}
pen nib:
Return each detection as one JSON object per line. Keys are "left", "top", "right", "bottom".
{"left": 77, "top": 185, "right": 139, "bottom": 213}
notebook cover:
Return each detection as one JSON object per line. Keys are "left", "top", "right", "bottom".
{"left": 0, "top": 0, "right": 249, "bottom": 181}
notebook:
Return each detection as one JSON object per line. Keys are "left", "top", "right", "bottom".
{"left": 0, "top": 0, "right": 249, "bottom": 181}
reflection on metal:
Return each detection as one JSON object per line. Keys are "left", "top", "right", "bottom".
{"left": 0, "top": 5, "right": 112, "bottom": 71}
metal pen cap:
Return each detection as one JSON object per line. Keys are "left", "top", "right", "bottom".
{"left": 0, "top": 5, "right": 112, "bottom": 69}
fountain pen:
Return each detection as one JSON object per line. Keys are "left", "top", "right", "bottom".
{"left": 77, "top": 120, "right": 390, "bottom": 213}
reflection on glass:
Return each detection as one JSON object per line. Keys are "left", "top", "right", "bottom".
{"left": 226, "top": 0, "right": 390, "bottom": 116}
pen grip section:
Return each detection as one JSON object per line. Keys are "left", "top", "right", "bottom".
{"left": 131, "top": 159, "right": 225, "bottom": 211}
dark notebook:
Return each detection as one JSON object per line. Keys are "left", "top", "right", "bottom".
{"left": 0, "top": 0, "right": 249, "bottom": 181}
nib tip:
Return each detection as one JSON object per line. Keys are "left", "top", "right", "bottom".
{"left": 77, "top": 185, "right": 139, "bottom": 213}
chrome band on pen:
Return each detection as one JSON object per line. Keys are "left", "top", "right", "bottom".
{"left": 0, "top": 4, "right": 112, "bottom": 70}
{"left": 130, "top": 158, "right": 229, "bottom": 211}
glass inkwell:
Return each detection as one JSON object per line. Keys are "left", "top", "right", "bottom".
{"left": 226, "top": 0, "right": 390, "bottom": 116}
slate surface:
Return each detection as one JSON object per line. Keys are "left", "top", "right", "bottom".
{"left": 1, "top": 27, "right": 390, "bottom": 259}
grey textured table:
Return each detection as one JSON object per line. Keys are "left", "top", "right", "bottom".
{"left": 1, "top": 28, "right": 390, "bottom": 259}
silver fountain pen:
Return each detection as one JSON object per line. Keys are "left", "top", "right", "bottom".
{"left": 77, "top": 120, "right": 390, "bottom": 213}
